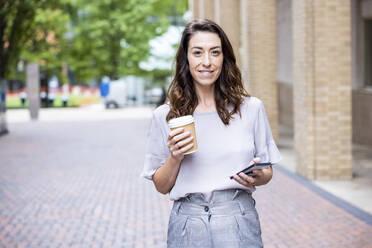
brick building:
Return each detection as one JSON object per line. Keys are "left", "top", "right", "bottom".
{"left": 189, "top": 0, "right": 372, "bottom": 180}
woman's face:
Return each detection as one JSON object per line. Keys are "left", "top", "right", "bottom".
{"left": 187, "top": 31, "right": 223, "bottom": 88}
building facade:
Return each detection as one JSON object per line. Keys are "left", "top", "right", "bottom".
{"left": 189, "top": 0, "right": 372, "bottom": 180}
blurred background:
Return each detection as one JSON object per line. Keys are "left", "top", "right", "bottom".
{"left": 0, "top": 0, "right": 188, "bottom": 115}
{"left": 0, "top": 1, "right": 372, "bottom": 247}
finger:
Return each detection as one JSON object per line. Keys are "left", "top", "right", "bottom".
{"left": 168, "top": 131, "right": 189, "bottom": 147}
{"left": 174, "top": 143, "right": 180, "bottom": 150}
{"left": 171, "top": 143, "right": 184, "bottom": 155}
{"left": 252, "top": 169, "right": 264, "bottom": 177}
{"left": 238, "top": 172, "right": 255, "bottom": 184}
{"left": 170, "top": 143, "right": 179, "bottom": 153}
{"left": 168, "top": 128, "right": 184, "bottom": 140}
{"left": 177, "top": 136, "right": 193, "bottom": 148}
{"left": 247, "top": 157, "right": 260, "bottom": 167}
{"left": 173, "top": 131, "right": 191, "bottom": 143}
{"left": 253, "top": 157, "right": 261, "bottom": 164}
{"left": 232, "top": 175, "right": 251, "bottom": 187}
{"left": 180, "top": 142, "right": 194, "bottom": 153}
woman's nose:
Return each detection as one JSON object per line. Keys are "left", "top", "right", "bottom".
{"left": 202, "top": 53, "right": 211, "bottom": 66}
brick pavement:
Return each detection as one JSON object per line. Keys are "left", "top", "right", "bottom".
{"left": 0, "top": 119, "right": 171, "bottom": 248}
{"left": 0, "top": 116, "right": 372, "bottom": 248}
{"left": 256, "top": 169, "right": 372, "bottom": 247}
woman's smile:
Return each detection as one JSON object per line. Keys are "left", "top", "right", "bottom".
{"left": 198, "top": 70, "right": 215, "bottom": 78}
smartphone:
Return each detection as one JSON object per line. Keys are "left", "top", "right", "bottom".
{"left": 230, "top": 162, "right": 272, "bottom": 179}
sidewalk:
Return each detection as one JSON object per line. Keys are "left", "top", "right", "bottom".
{"left": 7, "top": 105, "right": 372, "bottom": 214}
{"left": 5, "top": 104, "right": 153, "bottom": 123}
{"left": 0, "top": 105, "right": 371, "bottom": 247}
{"left": 278, "top": 125, "right": 372, "bottom": 215}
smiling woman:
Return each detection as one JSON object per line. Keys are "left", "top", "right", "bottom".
{"left": 141, "top": 19, "right": 281, "bottom": 248}
{"left": 166, "top": 19, "right": 248, "bottom": 125}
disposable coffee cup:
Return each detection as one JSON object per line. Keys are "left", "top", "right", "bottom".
{"left": 168, "top": 115, "right": 198, "bottom": 154}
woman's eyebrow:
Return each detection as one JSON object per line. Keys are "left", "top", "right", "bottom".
{"left": 210, "top": 46, "right": 221, "bottom": 50}
{"left": 191, "top": 46, "right": 221, "bottom": 50}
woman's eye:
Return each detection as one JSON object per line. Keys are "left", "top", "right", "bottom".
{"left": 193, "top": 51, "right": 202, "bottom": 56}
{"left": 212, "top": 50, "right": 221, "bottom": 56}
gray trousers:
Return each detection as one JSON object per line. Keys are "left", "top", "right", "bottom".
{"left": 167, "top": 189, "right": 263, "bottom": 248}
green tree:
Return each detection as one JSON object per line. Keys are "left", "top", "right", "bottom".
{"left": 21, "top": 7, "right": 70, "bottom": 83}
{"left": 66, "top": 0, "right": 186, "bottom": 83}
{"left": 0, "top": 0, "right": 38, "bottom": 79}
{"left": 0, "top": 0, "right": 188, "bottom": 84}
{"left": 0, "top": 0, "right": 70, "bottom": 80}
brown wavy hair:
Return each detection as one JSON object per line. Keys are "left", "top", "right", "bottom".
{"left": 166, "top": 19, "right": 249, "bottom": 125}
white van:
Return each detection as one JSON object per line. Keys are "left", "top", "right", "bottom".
{"left": 105, "top": 79, "right": 127, "bottom": 108}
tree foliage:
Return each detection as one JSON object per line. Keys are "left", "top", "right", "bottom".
{"left": 0, "top": 0, "right": 38, "bottom": 78}
{"left": 0, "top": 0, "right": 70, "bottom": 79}
{"left": 21, "top": 7, "right": 70, "bottom": 83}
{"left": 66, "top": 0, "right": 184, "bottom": 82}
{"left": 0, "top": 0, "right": 188, "bottom": 84}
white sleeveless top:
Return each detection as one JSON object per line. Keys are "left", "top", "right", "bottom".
{"left": 140, "top": 97, "right": 281, "bottom": 201}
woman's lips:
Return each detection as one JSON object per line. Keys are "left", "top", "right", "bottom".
{"left": 198, "top": 70, "right": 214, "bottom": 78}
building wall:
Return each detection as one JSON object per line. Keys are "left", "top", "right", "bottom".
{"left": 277, "top": 0, "right": 293, "bottom": 130}
{"left": 241, "top": 0, "right": 279, "bottom": 141}
{"left": 351, "top": 0, "right": 372, "bottom": 146}
{"left": 277, "top": 0, "right": 293, "bottom": 85}
{"left": 191, "top": 0, "right": 354, "bottom": 179}
{"left": 361, "top": 0, "right": 372, "bottom": 18}
{"left": 292, "top": 0, "right": 353, "bottom": 179}
{"left": 276, "top": 0, "right": 372, "bottom": 146}
{"left": 353, "top": 90, "right": 372, "bottom": 145}
{"left": 278, "top": 82, "right": 293, "bottom": 129}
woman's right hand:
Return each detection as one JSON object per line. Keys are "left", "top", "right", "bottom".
{"left": 167, "top": 128, "right": 194, "bottom": 161}
{"left": 153, "top": 128, "right": 194, "bottom": 194}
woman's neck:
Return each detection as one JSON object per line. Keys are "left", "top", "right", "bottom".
{"left": 194, "top": 84, "right": 216, "bottom": 112}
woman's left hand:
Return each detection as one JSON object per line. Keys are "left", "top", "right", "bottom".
{"left": 231, "top": 157, "right": 273, "bottom": 187}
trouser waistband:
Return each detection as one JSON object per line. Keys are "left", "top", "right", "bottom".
{"left": 173, "top": 189, "right": 255, "bottom": 217}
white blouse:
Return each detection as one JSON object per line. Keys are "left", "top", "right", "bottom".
{"left": 141, "top": 97, "right": 281, "bottom": 201}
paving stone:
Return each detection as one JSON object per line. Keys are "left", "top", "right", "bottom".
{"left": 0, "top": 117, "right": 371, "bottom": 247}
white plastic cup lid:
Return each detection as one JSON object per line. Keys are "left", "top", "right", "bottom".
{"left": 168, "top": 115, "right": 194, "bottom": 128}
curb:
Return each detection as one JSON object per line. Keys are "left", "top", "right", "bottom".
{"left": 276, "top": 165, "right": 372, "bottom": 226}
